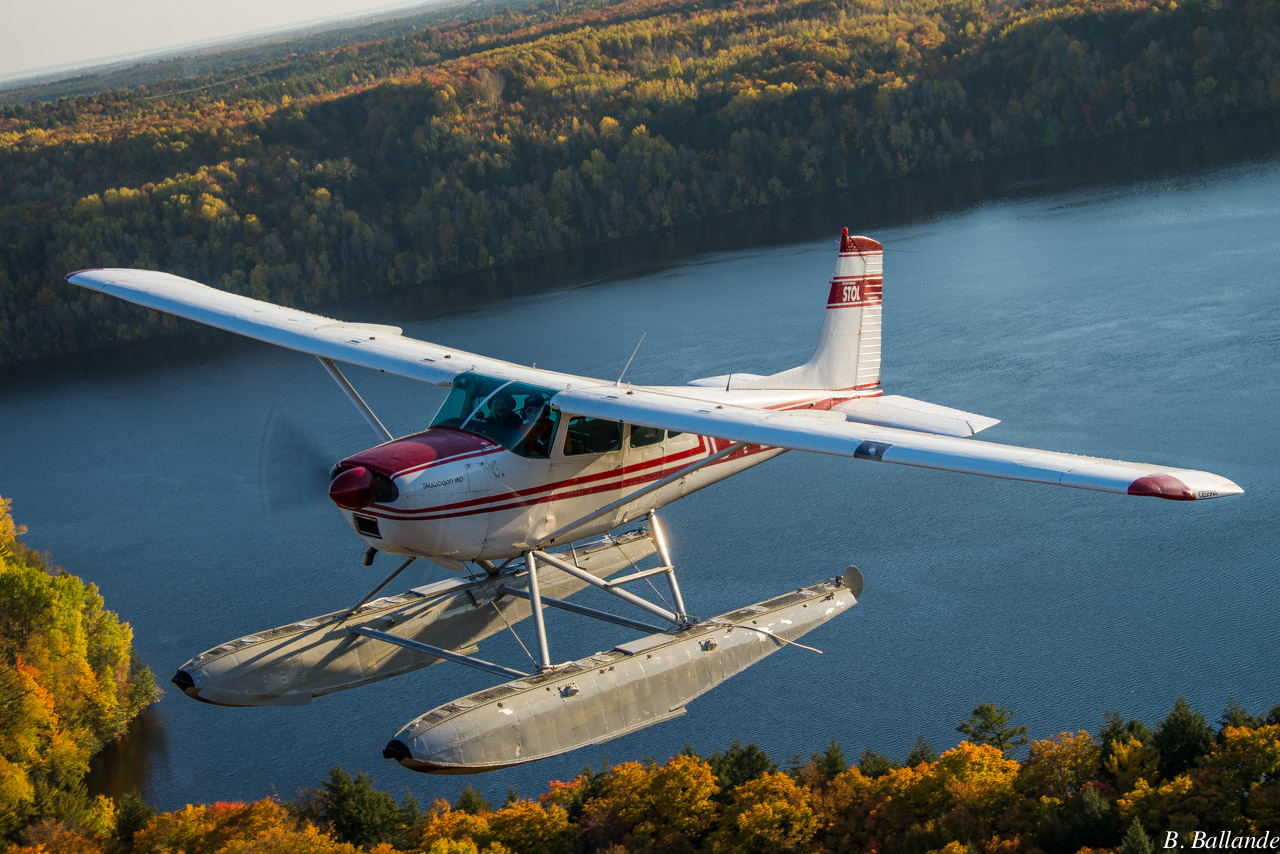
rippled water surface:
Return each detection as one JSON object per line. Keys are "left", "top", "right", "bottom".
{"left": 3, "top": 148, "right": 1277, "bottom": 810}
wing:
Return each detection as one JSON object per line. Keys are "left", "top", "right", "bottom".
{"left": 552, "top": 384, "right": 1243, "bottom": 500}
{"left": 66, "top": 268, "right": 554, "bottom": 387}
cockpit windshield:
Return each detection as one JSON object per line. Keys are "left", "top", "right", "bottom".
{"left": 429, "top": 373, "right": 560, "bottom": 459}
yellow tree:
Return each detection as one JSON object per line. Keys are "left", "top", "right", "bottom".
{"left": 484, "top": 799, "right": 572, "bottom": 854}
{"left": 580, "top": 754, "right": 720, "bottom": 851}
{"left": 707, "top": 770, "right": 818, "bottom": 854}
{"left": 933, "top": 741, "right": 1024, "bottom": 844}
{"left": 412, "top": 798, "right": 489, "bottom": 851}
{"left": 1017, "top": 731, "right": 1101, "bottom": 801}
{"left": 1105, "top": 736, "right": 1160, "bottom": 795}
{"left": 132, "top": 799, "right": 304, "bottom": 854}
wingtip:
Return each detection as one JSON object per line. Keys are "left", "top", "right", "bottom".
{"left": 1128, "top": 473, "right": 1244, "bottom": 500}
{"left": 66, "top": 269, "right": 128, "bottom": 291}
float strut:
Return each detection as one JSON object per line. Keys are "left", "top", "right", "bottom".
{"left": 531, "top": 549, "right": 684, "bottom": 627}
{"left": 648, "top": 510, "right": 687, "bottom": 618}
{"left": 350, "top": 626, "right": 528, "bottom": 680}
{"left": 497, "top": 586, "right": 666, "bottom": 635}
{"left": 341, "top": 557, "right": 415, "bottom": 620}
{"left": 524, "top": 552, "right": 553, "bottom": 671}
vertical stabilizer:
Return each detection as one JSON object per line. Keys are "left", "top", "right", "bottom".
{"left": 746, "top": 229, "right": 883, "bottom": 390}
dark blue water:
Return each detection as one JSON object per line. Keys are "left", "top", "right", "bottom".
{"left": 2, "top": 153, "right": 1276, "bottom": 811}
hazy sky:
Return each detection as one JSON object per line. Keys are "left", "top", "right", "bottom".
{"left": 0, "top": 0, "right": 437, "bottom": 82}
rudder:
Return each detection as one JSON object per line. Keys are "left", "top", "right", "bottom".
{"left": 746, "top": 228, "right": 883, "bottom": 391}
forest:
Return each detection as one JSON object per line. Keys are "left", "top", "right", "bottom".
{"left": 8, "top": 692, "right": 1280, "bottom": 852}
{"left": 0, "top": 496, "right": 158, "bottom": 844}
{"left": 1, "top": 0, "right": 1277, "bottom": 365}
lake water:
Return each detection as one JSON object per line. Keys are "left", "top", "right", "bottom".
{"left": 2, "top": 131, "right": 1278, "bottom": 811}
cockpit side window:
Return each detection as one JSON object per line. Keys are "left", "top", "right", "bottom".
{"left": 429, "top": 373, "right": 559, "bottom": 457}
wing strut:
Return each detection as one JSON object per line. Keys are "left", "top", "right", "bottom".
{"left": 318, "top": 357, "right": 393, "bottom": 442}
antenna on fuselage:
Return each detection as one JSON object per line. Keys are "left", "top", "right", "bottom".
{"left": 615, "top": 330, "right": 647, "bottom": 386}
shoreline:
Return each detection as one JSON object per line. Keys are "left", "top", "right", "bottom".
{"left": 4, "top": 108, "right": 1279, "bottom": 386}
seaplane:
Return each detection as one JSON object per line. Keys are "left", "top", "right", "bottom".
{"left": 66, "top": 229, "right": 1242, "bottom": 773}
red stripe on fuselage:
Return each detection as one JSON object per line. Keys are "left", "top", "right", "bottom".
{"left": 373, "top": 440, "right": 711, "bottom": 519}
{"left": 394, "top": 440, "right": 778, "bottom": 522}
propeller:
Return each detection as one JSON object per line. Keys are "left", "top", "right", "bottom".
{"left": 257, "top": 409, "right": 345, "bottom": 516}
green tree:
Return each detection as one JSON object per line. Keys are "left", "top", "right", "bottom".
{"left": 1218, "top": 697, "right": 1261, "bottom": 736}
{"left": 456, "top": 783, "right": 490, "bottom": 815}
{"left": 319, "top": 767, "right": 418, "bottom": 848}
{"left": 904, "top": 736, "right": 939, "bottom": 766}
{"left": 1118, "top": 816, "right": 1155, "bottom": 854}
{"left": 814, "top": 739, "right": 849, "bottom": 783}
{"left": 957, "top": 704, "right": 1029, "bottom": 755}
{"left": 857, "top": 747, "right": 897, "bottom": 779}
{"left": 708, "top": 739, "right": 777, "bottom": 796}
{"left": 1153, "top": 696, "right": 1214, "bottom": 780}
{"left": 1101, "top": 713, "right": 1155, "bottom": 757}
{"left": 114, "top": 789, "right": 155, "bottom": 851}
{"left": 1062, "top": 786, "right": 1121, "bottom": 852}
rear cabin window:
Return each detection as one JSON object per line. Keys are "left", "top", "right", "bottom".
{"left": 564, "top": 416, "right": 624, "bottom": 456}
{"left": 629, "top": 425, "right": 665, "bottom": 449}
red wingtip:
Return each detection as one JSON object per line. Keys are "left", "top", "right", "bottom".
{"left": 1127, "top": 474, "right": 1196, "bottom": 501}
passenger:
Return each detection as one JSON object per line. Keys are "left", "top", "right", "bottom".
{"left": 520, "top": 395, "right": 554, "bottom": 458}
{"left": 522, "top": 394, "right": 548, "bottom": 424}
{"left": 487, "top": 393, "right": 521, "bottom": 429}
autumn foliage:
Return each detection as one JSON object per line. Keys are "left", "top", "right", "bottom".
{"left": 8, "top": 716, "right": 1280, "bottom": 852}
{"left": 0, "top": 496, "right": 158, "bottom": 842}
{"left": 2, "top": 0, "right": 1279, "bottom": 364}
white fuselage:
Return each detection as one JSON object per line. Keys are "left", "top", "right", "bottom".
{"left": 333, "top": 388, "right": 869, "bottom": 561}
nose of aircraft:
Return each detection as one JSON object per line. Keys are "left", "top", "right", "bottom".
{"left": 329, "top": 465, "right": 376, "bottom": 509}
{"left": 328, "top": 427, "right": 499, "bottom": 512}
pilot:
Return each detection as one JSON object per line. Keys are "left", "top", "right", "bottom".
{"left": 487, "top": 393, "right": 522, "bottom": 429}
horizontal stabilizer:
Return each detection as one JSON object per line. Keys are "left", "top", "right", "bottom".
{"left": 686, "top": 374, "right": 766, "bottom": 388}
{"left": 835, "top": 395, "right": 1000, "bottom": 438}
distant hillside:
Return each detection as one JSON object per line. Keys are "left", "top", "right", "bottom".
{"left": 0, "top": 0, "right": 536, "bottom": 104}
{"left": 1, "top": 0, "right": 1277, "bottom": 365}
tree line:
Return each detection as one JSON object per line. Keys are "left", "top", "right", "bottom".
{"left": 2, "top": 0, "right": 1278, "bottom": 365}
{"left": 7, "top": 696, "right": 1280, "bottom": 853}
